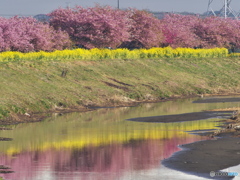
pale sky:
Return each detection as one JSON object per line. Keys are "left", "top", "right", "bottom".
{"left": 0, "top": 0, "right": 240, "bottom": 17}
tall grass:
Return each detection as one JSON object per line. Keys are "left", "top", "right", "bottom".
{"left": 0, "top": 47, "right": 229, "bottom": 62}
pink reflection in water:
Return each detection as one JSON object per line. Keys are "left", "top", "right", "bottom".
{"left": 0, "top": 135, "right": 207, "bottom": 180}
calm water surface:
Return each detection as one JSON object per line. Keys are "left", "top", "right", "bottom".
{"left": 0, "top": 96, "right": 240, "bottom": 180}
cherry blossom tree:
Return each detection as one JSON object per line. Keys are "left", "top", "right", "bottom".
{"left": 122, "top": 9, "right": 164, "bottom": 48}
{"left": 160, "top": 14, "right": 200, "bottom": 48}
{"left": 0, "top": 17, "right": 71, "bottom": 52}
{"left": 194, "top": 16, "right": 240, "bottom": 49}
{"left": 160, "top": 14, "right": 240, "bottom": 49}
{"left": 49, "top": 5, "right": 130, "bottom": 49}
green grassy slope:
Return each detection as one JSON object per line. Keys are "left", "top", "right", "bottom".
{"left": 0, "top": 57, "right": 240, "bottom": 121}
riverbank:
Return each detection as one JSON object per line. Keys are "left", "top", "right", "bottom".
{"left": 162, "top": 137, "right": 240, "bottom": 179}
{"left": 1, "top": 57, "right": 240, "bottom": 124}
{"left": 162, "top": 106, "right": 240, "bottom": 179}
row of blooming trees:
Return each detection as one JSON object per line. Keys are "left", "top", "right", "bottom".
{"left": 48, "top": 6, "right": 164, "bottom": 49}
{"left": 1, "top": 5, "right": 240, "bottom": 52}
{"left": 49, "top": 6, "right": 130, "bottom": 49}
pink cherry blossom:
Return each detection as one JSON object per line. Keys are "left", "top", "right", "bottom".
{"left": 0, "top": 16, "right": 71, "bottom": 52}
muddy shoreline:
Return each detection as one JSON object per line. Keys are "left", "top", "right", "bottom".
{"left": 161, "top": 97, "right": 240, "bottom": 179}
{"left": 0, "top": 95, "right": 190, "bottom": 125}
{"left": 128, "top": 111, "right": 232, "bottom": 123}
{"left": 162, "top": 115, "right": 240, "bottom": 179}
{"left": 162, "top": 137, "right": 240, "bottom": 179}
{"left": 1, "top": 93, "right": 240, "bottom": 125}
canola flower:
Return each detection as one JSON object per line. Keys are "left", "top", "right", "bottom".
{"left": 0, "top": 47, "right": 229, "bottom": 62}
{"left": 228, "top": 53, "right": 240, "bottom": 57}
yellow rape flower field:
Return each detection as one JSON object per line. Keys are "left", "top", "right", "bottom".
{"left": 0, "top": 47, "right": 229, "bottom": 62}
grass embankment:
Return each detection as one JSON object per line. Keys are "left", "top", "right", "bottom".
{"left": 0, "top": 50, "right": 240, "bottom": 123}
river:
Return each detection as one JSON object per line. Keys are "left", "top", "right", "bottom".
{"left": 0, "top": 96, "right": 239, "bottom": 180}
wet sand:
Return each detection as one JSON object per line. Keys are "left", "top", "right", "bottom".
{"left": 161, "top": 97, "right": 240, "bottom": 179}
{"left": 127, "top": 111, "right": 232, "bottom": 123}
{"left": 162, "top": 137, "right": 240, "bottom": 179}
{"left": 193, "top": 97, "right": 240, "bottom": 104}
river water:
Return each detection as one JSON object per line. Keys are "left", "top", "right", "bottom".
{"left": 0, "top": 96, "right": 240, "bottom": 180}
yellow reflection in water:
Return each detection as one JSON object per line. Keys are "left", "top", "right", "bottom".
{"left": 0, "top": 108, "right": 220, "bottom": 156}
{"left": 1, "top": 97, "right": 233, "bottom": 156}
